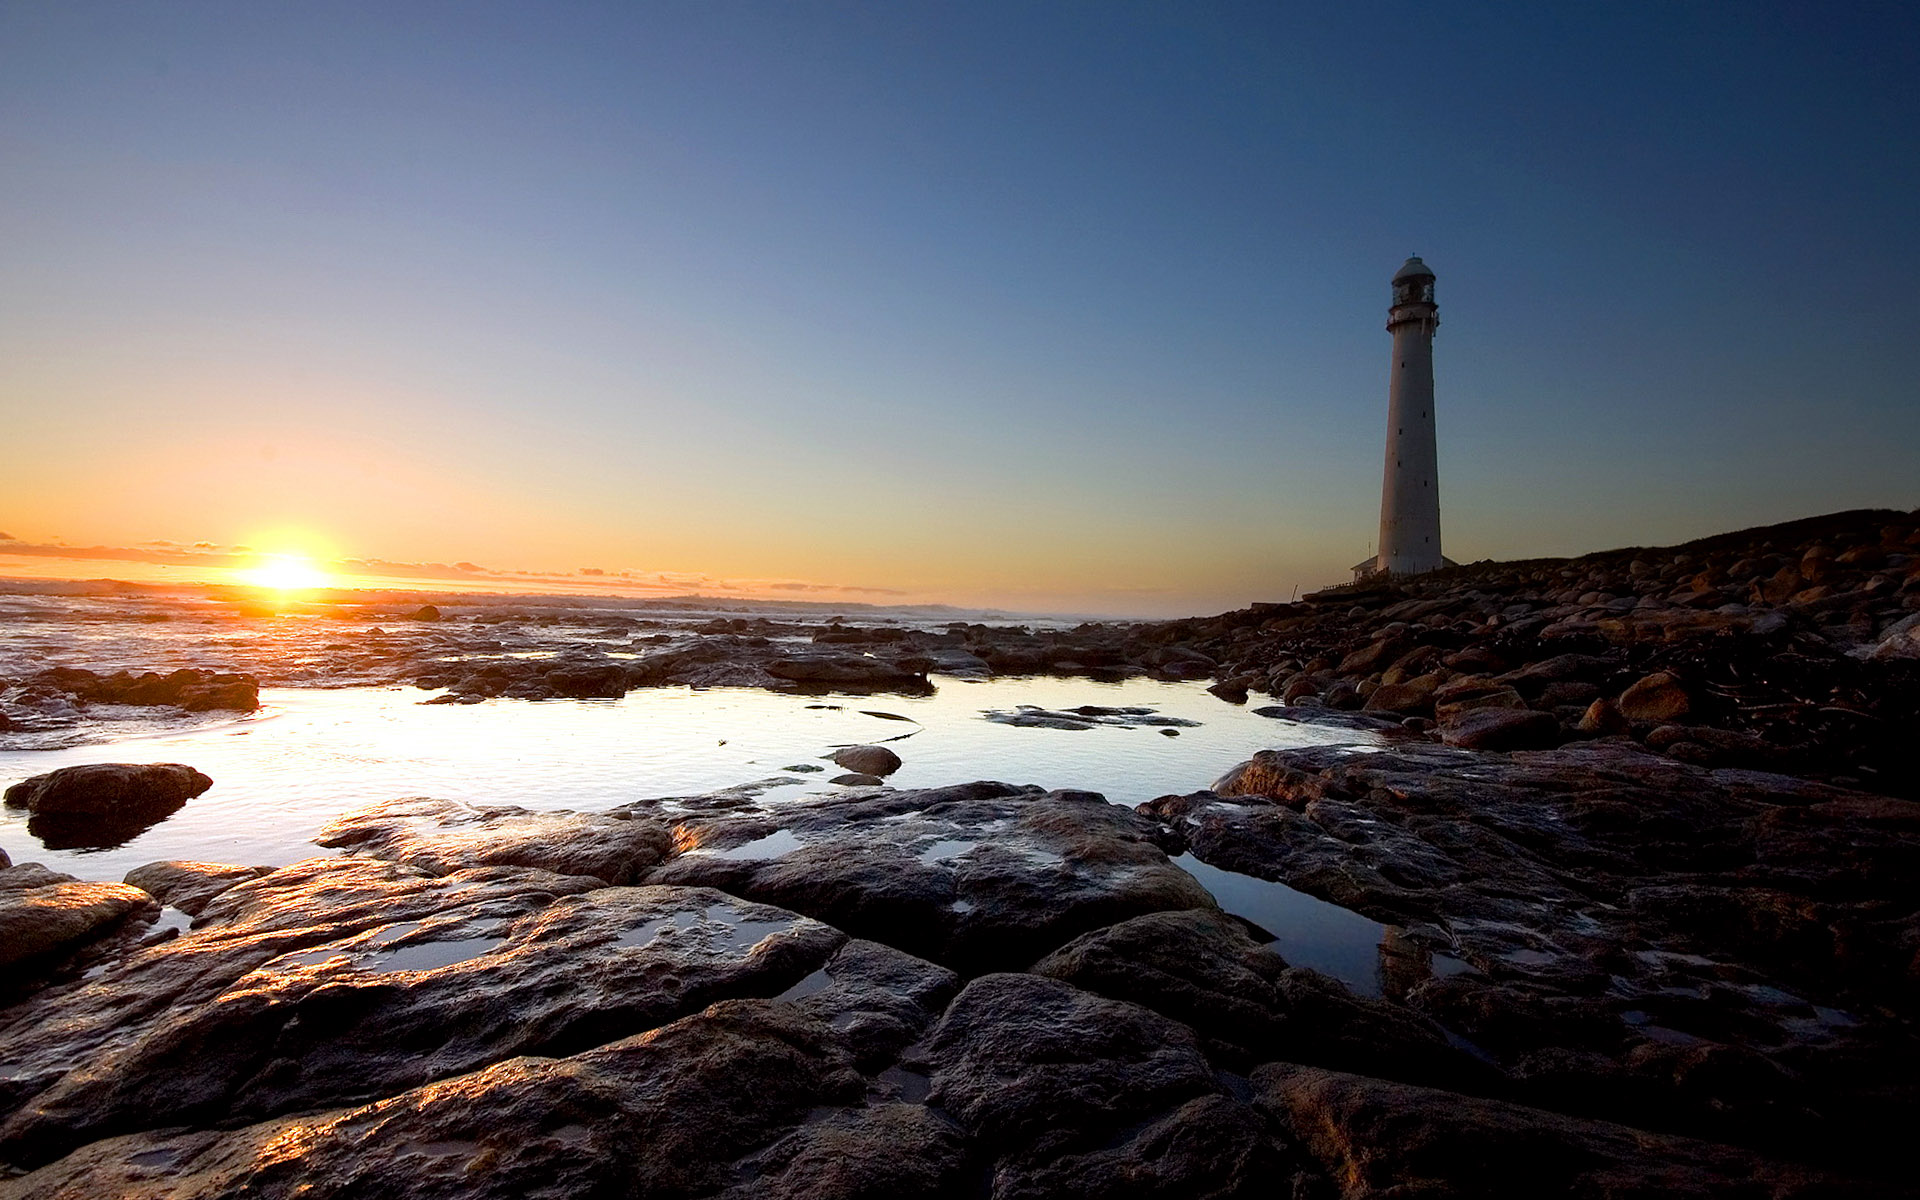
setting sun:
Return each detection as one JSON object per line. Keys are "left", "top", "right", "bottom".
{"left": 239, "top": 553, "right": 333, "bottom": 592}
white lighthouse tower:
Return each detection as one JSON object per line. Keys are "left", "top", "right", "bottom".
{"left": 1371, "top": 255, "right": 1445, "bottom": 577}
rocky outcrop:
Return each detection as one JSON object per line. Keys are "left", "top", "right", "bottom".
{"left": 27, "top": 668, "right": 258, "bottom": 712}
{"left": 3, "top": 764, "right": 212, "bottom": 849}
{"left": 1145, "top": 741, "right": 1920, "bottom": 1172}
{"left": 316, "top": 797, "right": 673, "bottom": 884}
{"left": 0, "top": 863, "right": 154, "bottom": 971}
{"left": 4, "top": 763, "right": 211, "bottom": 816}
{"left": 0, "top": 756, "right": 1905, "bottom": 1195}
{"left": 643, "top": 781, "right": 1214, "bottom": 974}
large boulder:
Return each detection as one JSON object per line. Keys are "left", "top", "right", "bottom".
{"left": 4, "top": 764, "right": 211, "bottom": 817}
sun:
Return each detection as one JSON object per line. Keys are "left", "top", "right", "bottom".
{"left": 240, "top": 553, "right": 333, "bottom": 592}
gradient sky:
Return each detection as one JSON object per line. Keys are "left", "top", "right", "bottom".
{"left": 3, "top": 3, "right": 1916, "bottom": 616}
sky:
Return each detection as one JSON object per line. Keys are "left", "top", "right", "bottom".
{"left": 2, "top": 2, "right": 1916, "bottom": 616}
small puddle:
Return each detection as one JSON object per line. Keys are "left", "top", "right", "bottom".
{"left": 705, "top": 829, "right": 804, "bottom": 861}
{"left": 1430, "top": 952, "right": 1475, "bottom": 978}
{"left": 776, "top": 968, "right": 832, "bottom": 1001}
{"left": 918, "top": 838, "right": 976, "bottom": 865}
{"left": 613, "top": 905, "right": 792, "bottom": 954}
{"left": 127, "top": 1148, "right": 180, "bottom": 1169}
{"left": 1172, "top": 853, "right": 1388, "bottom": 996}
{"left": 368, "top": 935, "right": 506, "bottom": 974}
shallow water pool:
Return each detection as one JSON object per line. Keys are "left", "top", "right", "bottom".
{"left": 1, "top": 676, "right": 1377, "bottom": 881}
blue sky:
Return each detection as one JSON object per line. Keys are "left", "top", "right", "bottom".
{"left": 2, "top": 3, "right": 1915, "bottom": 614}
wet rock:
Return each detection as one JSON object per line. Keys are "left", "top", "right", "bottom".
{"left": 766, "top": 655, "right": 928, "bottom": 690}
{"left": 718, "top": 1102, "right": 973, "bottom": 1200}
{"left": 1438, "top": 705, "right": 1560, "bottom": 750}
{"left": 992, "top": 1093, "right": 1285, "bottom": 1200}
{"left": 0, "top": 863, "right": 155, "bottom": 970}
{"left": 29, "top": 667, "right": 259, "bottom": 712}
{"left": 317, "top": 797, "right": 672, "bottom": 884}
{"left": 1617, "top": 671, "right": 1692, "bottom": 722}
{"left": 1144, "top": 742, "right": 1920, "bottom": 1167}
{"left": 2, "top": 999, "right": 872, "bottom": 1200}
{"left": 0, "top": 869, "right": 845, "bottom": 1167}
{"left": 120, "top": 862, "right": 272, "bottom": 916}
{"left": 925, "top": 973, "right": 1217, "bottom": 1157}
{"left": 829, "top": 744, "right": 902, "bottom": 777}
{"left": 647, "top": 782, "right": 1213, "bottom": 974}
{"left": 1257, "top": 1062, "right": 1875, "bottom": 1198}
{"left": 1032, "top": 908, "right": 1483, "bottom": 1088}
{"left": 829, "top": 772, "right": 884, "bottom": 786}
{"left": 4, "top": 763, "right": 211, "bottom": 817}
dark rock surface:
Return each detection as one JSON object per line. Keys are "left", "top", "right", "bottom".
{"left": 119, "top": 861, "right": 272, "bottom": 916}
{"left": 0, "top": 861, "right": 155, "bottom": 971}
{"left": 12, "top": 506, "right": 1920, "bottom": 1200}
{"left": 3, "top": 763, "right": 211, "bottom": 816}
{"left": 1144, "top": 741, "right": 1920, "bottom": 1173}
{"left": 316, "top": 796, "right": 673, "bottom": 884}
{"left": 643, "top": 781, "right": 1214, "bottom": 974}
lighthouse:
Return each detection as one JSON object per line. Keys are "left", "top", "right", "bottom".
{"left": 1370, "top": 255, "right": 1445, "bottom": 577}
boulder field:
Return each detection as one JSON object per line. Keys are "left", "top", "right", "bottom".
{"left": 1, "top": 752, "right": 1915, "bottom": 1196}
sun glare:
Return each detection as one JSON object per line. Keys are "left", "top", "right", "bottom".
{"left": 241, "top": 553, "right": 333, "bottom": 592}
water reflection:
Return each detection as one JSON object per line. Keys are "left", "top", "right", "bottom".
{"left": 2, "top": 677, "right": 1376, "bottom": 881}
{"left": 1172, "top": 852, "right": 1389, "bottom": 996}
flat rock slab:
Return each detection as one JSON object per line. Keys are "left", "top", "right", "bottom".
{"left": 1256, "top": 1062, "right": 1888, "bottom": 1198}
{"left": 1146, "top": 741, "right": 1920, "bottom": 1166}
{"left": 1, "top": 1000, "right": 889, "bottom": 1200}
{"left": 642, "top": 781, "right": 1215, "bottom": 974}
{"left": 0, "top": 863, "right": 154, "bottom": 970}
{"left": 0, "top": 864, "right": 865, "bottom": 1169}
{"left": 119, "top": 861, "right": 271, "bottom": 916}
{"left": 317, "top": 796, "right": 673, "bottom": 884}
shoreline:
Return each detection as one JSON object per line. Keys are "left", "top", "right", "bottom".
{"left": 1, "top": 505, "right": 1916, "bottom": 1195}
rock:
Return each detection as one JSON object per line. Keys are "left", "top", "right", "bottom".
{"left": 766, "top": 656, "right": 928, "bottom": 690}
{"left": 0, "top": 867, "right": 848, "bottom": 1167}
{"left": 1360, "top": 672, "right": 1441, "bottom": 716}
{"left": 1617, "top": 671, "right": 1692, "bottom": 722}
{"left": 829, "top": 772, "right": 884, "bottom": 786}
{"left": 1867, "top": 612, "right": 1920, "bottom": 660}
{"left": 2, "top": 999, "right": 878, "bottom": 1200}
{"left": 1141, "top": 742, "right": 1920, "bottom": 1168}
{"left": 1439, "top": 705, "right": 1560, "bottom": 750}
{"left": 1256, "top": 1063, "right": 1874, "bottom": 1198}
{"left": 317, "top": 797, "right": 672, "bottom": 884}
{"left": 1577, "top": 697, "right": 1630, "bottom": 735}
{"left": 829, "top": 745, "right": 902, "bottom": 777}
{"left": 0, "top": 864, "right": 155, "bottom": 970}
{"left": 924, "top": 973, "right": 1217, "bottom": 1156}
{"left": 3, "top": 764, "right": 211, "bottom": 817}
{"left": 1032, "top": 908, "right": 1485, "bottom": 1088}
{"left": 120, "top": 862, "right": 271, "bottom": 916}
{"left": 646, "top": 782, "right": 1213, "bottom": 974}
{"left": 1431, "top": 679, "right": 1526, "bottom": 722}
{"left": 408, "top": 605, "right": 441, "bottom": 621}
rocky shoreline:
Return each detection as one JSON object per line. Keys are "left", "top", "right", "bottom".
{"left": 1, "top": 507, "right": 1917, "bottom": 1196}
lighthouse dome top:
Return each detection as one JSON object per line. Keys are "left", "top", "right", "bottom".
{"left": 1392, "top": 255, "right": 1435, "bottom": 283}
